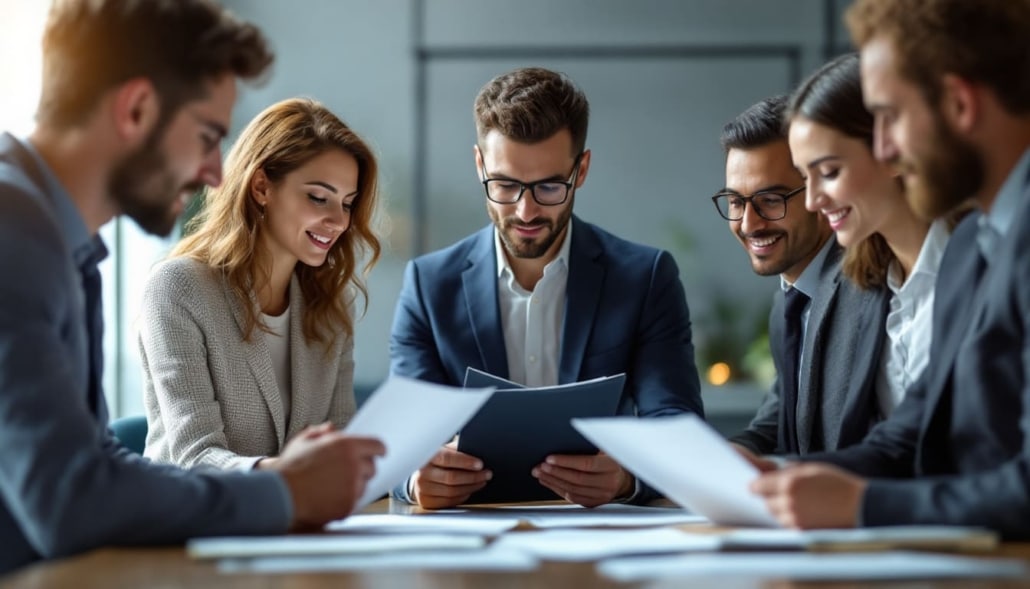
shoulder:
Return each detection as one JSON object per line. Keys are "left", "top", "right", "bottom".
{"left": 409, "top": 225, "right": 491, "bottom": 273}
{"left": 145, "top": 256, "right": 223, "bottom": 304}
{"left": 576, "top": 219, "right": 673, "bottom": 273}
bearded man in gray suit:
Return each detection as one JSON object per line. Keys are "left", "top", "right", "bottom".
{"left": 749, "top": 0, "right": 1030, "bottom": 538}
{"left": 0, "top": 0, "right": 384, "bottom": 574}
{"left": 717, "top": 95, "right": 889, "bottom": 456}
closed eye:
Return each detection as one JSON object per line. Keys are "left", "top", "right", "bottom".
{"left": 308, "top": 193, "right": 328, "bottom": 205}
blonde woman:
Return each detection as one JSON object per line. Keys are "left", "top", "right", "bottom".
{"left": 140, "top": 98, "right": 381, "bottom": 470}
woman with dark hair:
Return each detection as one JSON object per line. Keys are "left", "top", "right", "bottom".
{"left": 140, "top": 97, "right": 382, "bottom": 470}
{"left": 787, "top": 53, "right": 950, "bottom": 416}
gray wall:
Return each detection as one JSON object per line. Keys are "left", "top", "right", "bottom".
{"left": 132, "top": 0, "right": 855, "bottom": 425}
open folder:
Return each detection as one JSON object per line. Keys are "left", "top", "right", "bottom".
{"left": 458, "top": 368, "right": 626, "bottom": 503}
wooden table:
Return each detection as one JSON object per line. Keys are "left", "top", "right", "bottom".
{"left": 4, "top": 499, "right": 1030, "bottom": 589}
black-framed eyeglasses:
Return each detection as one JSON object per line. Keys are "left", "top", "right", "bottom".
{"left": 711, "top": 185, "right": 806, "bottom": 221}
{"left": 481, "top": 153, "right": 583, "bottom": 206}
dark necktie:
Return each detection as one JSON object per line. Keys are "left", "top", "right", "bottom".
{"left": 778, "top": 286, "right": 809, "bottom": 454}
{"left": 78, "top": 242, "right": 107, "bottom": 417}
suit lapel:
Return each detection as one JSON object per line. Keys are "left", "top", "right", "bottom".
{"left": 225, "top": 274, "right": 286, "bottom": 447}
{"left": 285, "top": 274, "right": 320, "bottom": 441}
{"left": 462, "top": 227, "right": 509, "bottom": 378}
{"left": 559, "top": 217, "right": 604, "bottom": 384}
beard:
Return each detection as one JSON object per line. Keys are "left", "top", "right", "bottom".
{"left": 490, "top": 196, "right": 573, "bottom": 260}
{"left": 109, "top": 131, "right": 201, "bottom": 237}
{"left": 899, "top": 113, "right": 984, "bottom": 220}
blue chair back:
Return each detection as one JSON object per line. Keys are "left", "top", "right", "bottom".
{"left": 110, "top": 415, "right": 148, "bottom": 455}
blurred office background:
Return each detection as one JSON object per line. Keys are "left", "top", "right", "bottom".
{"left": 0, "top": 0, "right": 854, "bottom": 434}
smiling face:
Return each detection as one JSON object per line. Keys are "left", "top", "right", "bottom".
{"left": 724, "top": 141, "right": 832, "bottom": 283}
{"left": 860, "top": 36, "right": 984, "bottom": 218}
{"left": 477, "top": 129, "right": 588, "bottom": 263}
{"left": 789, "top": 117, "right": 904, "bottom": 248}
{"left": 110, "top": 73, "right": 236, "bottom": 237}
{"left": 255, "top": 148, "right": 360, "bottom": 270}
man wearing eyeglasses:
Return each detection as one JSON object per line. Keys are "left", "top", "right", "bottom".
{"left": 390, "top": 67, "right": 704, "bottom": 509}
{"left": 718, "top": 95, "right": 888, "bottom": 458}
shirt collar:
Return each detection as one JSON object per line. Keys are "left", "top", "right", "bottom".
{"left": 781, "top": 236, "right": 834, "bottom": 298}
{"left": 887, "top": 217, "right": 949, "bottom": 296}
{"left": 495, "top": 220, "right": 573, "bottom": 279}
{"left": 16, "top": 136, "right": 104, "bottom": 268}
{"left": 983, "top": 147, "right": 1030, "bottom": 239}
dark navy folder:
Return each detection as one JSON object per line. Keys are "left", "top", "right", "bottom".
{"left": 457, "top": 368, "right": 626, "bottom": 504}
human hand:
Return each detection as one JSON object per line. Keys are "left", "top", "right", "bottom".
{"left": 731, "top": 443, "right": 782, "bottom": 473}
{"left": 273, "top": 422, "right": 385, "bottom": 530}
{"left": 532, "top": 452, "right": 634, "bottom": 507}
{"left": 411, "top": 441, "right": 492, "bottom": 509}
{"left": 750, "top": 462, "right": 867, "bottom": 529}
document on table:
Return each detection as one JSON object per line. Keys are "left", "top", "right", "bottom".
{"left": 218, "top": 546, "right": 539, "bottom": 574}
{"left": 492, "top": 528, "right": 720, "bottom": 561}
{"left": 342, "top": 375, "right": 495, "bottom": 510}
{"left": 597, "top": 551, "right": 1029, "bottom": 582}
{"left": 188, "top": 533, "right": 484, "bottom": 559}
{"left": 721, "top": 526, "right": 999, "bottom": 552}
{"left": 458, "top": 368, "right": 626, "bottom": 503}
{"left": 572, "top": 414, "right": 778, "bottom": 527}
{"left": 326, "top": 513, "right": 520, "bottom": 536}
{"left": 454, "top": 503, "right": 708, "bottom": 528}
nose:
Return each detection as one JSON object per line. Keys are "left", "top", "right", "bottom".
{"left": 514, "top": 189, "right": 541, "bottom": 221}
{"left": 198, "top": 147, "right": 224, "bottom": 188}
{"left": 804, "top": 178, "right": 824, "bottom": 212}
{"left": 738, "top": 200, "right": 765, "bottom": 235}
{"left": 873, "top": 116, "right": 899, "bottom": 164}
{"left": 325, "top": 204, "right": 350, "bottom": 233}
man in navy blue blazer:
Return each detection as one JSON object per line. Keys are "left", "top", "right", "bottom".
{"left": 749, "top": 0, "right": 1030, "bottom": 537}
{"left": 390, "top": 67, "right": 704, "bottom": 509}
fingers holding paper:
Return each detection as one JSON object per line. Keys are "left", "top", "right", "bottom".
{"left": 532, "top": 451, "right": 634, "bottom": 508}
{"left": 750, "top": 462, "right": 867, "bottom": 529}
{"left": 412, "top": 444, "right": 492, "bottom": 509}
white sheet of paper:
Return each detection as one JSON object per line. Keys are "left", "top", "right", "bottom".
{"left": 597, "top": 551, "right": 1028, "bottom": 582}
{"left": 572, "top": 415, "right": 777, "bottom": 527}
{"left": 188, "top": 533, "right": 484, "bottom": 559}
{"left": 342, "top": 375, "right": 494, "bottom": 509}
{"left": 326, "top": 513, "right": 520, "bottom": 536}
{"left": 449, "top": 503, "right": 708, "bottom": 528}
{"left": 492, "top": 528, "right": 720, "bottom": 561}
{"left": 217, "top": 546, "right": 538, "bottom": 574}
{"left": 722, "top": 526, "right": 999, "bottom": 551}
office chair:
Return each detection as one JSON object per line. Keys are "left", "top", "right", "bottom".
{"left": 109, "top": 415, "right": 148, "bottom": 455}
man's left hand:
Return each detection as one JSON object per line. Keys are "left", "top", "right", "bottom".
{"left": 532, "top": 452, "right": 633, "bottom": 507}
{"left": 750, "top": 462, "right": 867, "bottom": 529}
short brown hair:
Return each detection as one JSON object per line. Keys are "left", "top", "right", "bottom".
{"left": 38, "top": 0, "right": 274, "bottom": 129}
{"left": 174, "top": 98, "right": 382, "bottom": 347}
{"left": 473, "top": 67, "right": 589, "bottom": 155}
{"left": 846, "top": 0, "right": 1030, "bottom": 114}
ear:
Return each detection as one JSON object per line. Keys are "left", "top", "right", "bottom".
{"left": 574, "top": 149, "right": 591, "bottom": 188}
{"left": 473, "top": 144, "right": 485, "bottom": 181}
{"left": 250, "top": 168, "right": 270, "bottom": 206}
{"left": 110, "top": 78, "right": 160, "bottom": 147}
{"left": 939, "top": 73, "right": 979, "bottom": 134}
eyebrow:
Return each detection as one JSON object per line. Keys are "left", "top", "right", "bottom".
{"left": 718, "top": 183, "right": 795, "bottom": 194}
{"left": 304, "top": 181, "right": 338, "bottom": 194}
{"left": 486, "top": 170, "right": 569, "bottom": 183}
{"left": 803, "top": 155, "right": 841, "bottom": 169}
{"left": 194, "top": 115, "right": 228, "bottom": 140}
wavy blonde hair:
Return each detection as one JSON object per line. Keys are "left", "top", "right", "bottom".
{"left": 173, "top": 97, "right": 381, "bottom": 347}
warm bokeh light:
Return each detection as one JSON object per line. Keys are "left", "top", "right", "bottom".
{"left": 706, "top": 362, "right": 731, "bottom": 386}
{"left": 0, "top": 1, "right": 49, "bottom": 135}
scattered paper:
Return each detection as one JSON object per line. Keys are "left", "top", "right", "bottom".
{"left": 188, "top": 533, "right": 484, "bottom": 559}
{"left": 326, "top": 513, "right": 520, "bottom": 536}
{"left": 573, "top": 414, "right": 777, "bottom": 527}
{"left": 598, "top": 551, "right": 1028, "bottom": 582}
{"left": 493, "top": 528, "right": 720, "bottom": 561}
{"left": 342, "top": 375, "right": 494, "bottom": 509}
{"left": 456, "top": 503, "right": 708, "bottom": 528}
{"left": 722, "top": 526, "right": 999, "bottom": 552}
{"left": 217, "top": 546, "right": 538, "bottom": 574}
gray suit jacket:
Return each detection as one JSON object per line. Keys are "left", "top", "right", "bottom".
{"left": 732, "top": 242, "right": 889, "bottom": 455}
{"left": 0, "top": 133, "right": 290, "bottom": 575}
{"left": 140, "top": 257, "right": 357, "bottom": 470}
{"left": 809, "top": 157, "right": 1030, "bottom": 538}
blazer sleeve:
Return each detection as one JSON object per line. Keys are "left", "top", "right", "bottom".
{"left": 328, "top": 331, "right": 357, "bottom": 429}
{"left": 389, "top": 260, "right": 449, "bottom": 383}
{"left": 139, "top": 263, "right": 264, "bottom": 471}
{"left": 0, "top": 199, "right": 290, "bottom": 563}
{"left": 729, "top": 379, "right": 781, "bottom": 455}
{"left": 629, "top": 250, "right": 704, "bottom": 418}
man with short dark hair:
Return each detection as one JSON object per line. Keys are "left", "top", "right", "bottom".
{"left": 0, "top": 0, "right": 384, "bottom": 574}
{"left": 390, "top": 67, "right": 704, "bottom": 509}
{"left": 718, "top": 96, "right": 887, "bottom": 457}
{"left": 750, "top": 0, "right": 1030, "bottom": 537}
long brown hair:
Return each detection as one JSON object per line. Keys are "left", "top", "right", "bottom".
{"left": 173, "top": 97, "right": 382, "bottom": 346}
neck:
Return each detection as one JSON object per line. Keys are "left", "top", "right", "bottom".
{"left": 781, "top": 234, "right": 831, "bottom": 285}
{"left": 506, "top": 225, "right": 568, "bottom": 291}
{"left": 974, "top": 119, "right": 1030, "bottom": 212}
{"left": 29, "top": 125, "right": 119, "bottom": 236}
{"left": 879, "top": 205, "right": 930, "bottom": 283}
{"left": 257, "top": 250, "right": 296, "bottom": 316}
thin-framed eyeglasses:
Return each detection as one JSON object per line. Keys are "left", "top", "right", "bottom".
{"left": 481, "top": 153, "right": 584, "bottom": 206}
{"left": 711, "top": 185, "right": 806, "bottom": 221}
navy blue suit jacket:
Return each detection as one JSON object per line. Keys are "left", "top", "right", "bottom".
{"left": 810, "top": 162, "right": 1030, "bottom": 537}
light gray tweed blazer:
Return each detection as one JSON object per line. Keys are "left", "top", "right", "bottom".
{"left": 139, "top": 257, "right": 357, "bottom": 470}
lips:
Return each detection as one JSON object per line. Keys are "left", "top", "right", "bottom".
{"left": 744, "top": 232, "right": 783, "bottom": 255}
{"left": 306, "top": 230, "right": 333, "bottom": 250}
{"left": 822, "top": 207, "right": 851, "bottom": 231}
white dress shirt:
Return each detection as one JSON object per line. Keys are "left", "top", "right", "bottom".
{"left": 875, "top": 219, "right": 950, "bottom": 416}
{"left": 261, "top": 306, "right": 292, "bottom": 425}
{"left": 495, "top": 223, "right": 572, "bottom": 388}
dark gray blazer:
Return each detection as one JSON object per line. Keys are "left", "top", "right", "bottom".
{"left": 0, "top": 133, "right": 290, "bottom": 574}
{"left": 732, "top": 242, "right": 890, "bottom": 455}
{"left": 811, "top": 163, "right": 1030, "bottom": 538}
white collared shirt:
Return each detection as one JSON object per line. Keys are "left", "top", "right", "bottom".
{"left": 875, "top": 219, "right": 950, "bottom": 416}
{"left": 780, "top": 236, "right": 836, "bottom": 382}
{"left": 261, "top": 306, "right": 292, "bottom": 424}
{"left": 495, "top": 223, "right": 572, "bottom": 388}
